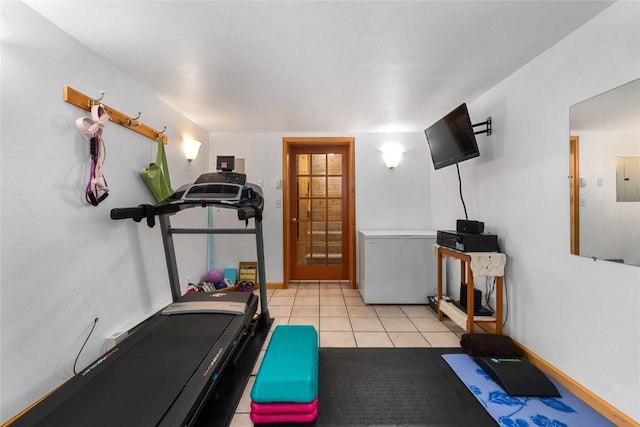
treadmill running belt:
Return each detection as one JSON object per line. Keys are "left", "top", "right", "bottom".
{"left": 31, "top": 314, "right": 234, "bottom": 427}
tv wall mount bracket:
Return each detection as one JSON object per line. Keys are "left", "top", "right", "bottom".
{"left": 472, "top": 117, "right": 492, "bottom": 136}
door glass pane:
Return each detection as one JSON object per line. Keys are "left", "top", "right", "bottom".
{"left": 312, "top": 222, "right": 326, "bottom": 243}
{"left": 327, "top": 199, "right": 341, "bottom": 220}
{"left": 327, "top": 177, "right": 341, "bottom": 197}
{"left": 327, "top": 154, "right": 342, "bottom": 175}
{"left": 311, "top": 228, "right": 325, "bottom": 244}
{"left": 311, "top": 177, "right": 326, "bottom": 197}
{"left": 298, "top": 220, "right": 310, "bottom": 242}
{"left": 297, "top": 177, "right": 310, "bottom": 198}
{"left": 296, "top": 242, "right": 310, "bottom": 265}
{"left": 327, "top": 221, "right": 341, "bottom": 232}
{"left": 297, "top": 154, "right": 310, "bottom": 175}
{"left": 311, "top": 199, "right": 326, "bottom": 220}
{"left": 312, "top": 221, "right": 326, "bottom": 233}
{"left": 297, "top": 199, "right": 310, "bottom": 221}
{"left": 327, "top": 221, "right": 341, "bottom": 242}
{"left": 311, "top": 244, "right": 327, "bottom": 264}
{"left": 328, "top": 244, "right": 342, "bottom": 265}
{"left": 312, "top": 154, "right": 326, "bottom": 175}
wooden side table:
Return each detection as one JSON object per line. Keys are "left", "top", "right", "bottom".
{"left": 435, "top": 245, "right": 506, "bottom": 334}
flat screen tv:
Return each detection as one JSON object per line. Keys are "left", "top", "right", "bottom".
{"left": 424, "top": 103, "right": 480, "bottom": 170}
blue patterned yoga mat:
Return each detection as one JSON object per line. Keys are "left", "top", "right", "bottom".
{"left": 442, "top": 354, "right": 614, "bottom": 427}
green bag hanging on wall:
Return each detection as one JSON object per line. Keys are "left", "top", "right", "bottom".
{"left": 141, "top": 137, "right": 173, "bottom": 202}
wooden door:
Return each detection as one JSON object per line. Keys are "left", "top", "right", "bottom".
{"left": 570, "top": 136, "right": 580, "bottom": 255}
{"left": 283, "top": 138, "right": 355, "bottom": 285}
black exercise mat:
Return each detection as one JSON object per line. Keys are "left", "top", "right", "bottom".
{"left": 312, "top": 347, "right": 497, "bottom": 427}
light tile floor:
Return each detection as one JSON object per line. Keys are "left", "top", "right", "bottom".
{"left": 229, "top": 280, "right": 466, "bottom": 427}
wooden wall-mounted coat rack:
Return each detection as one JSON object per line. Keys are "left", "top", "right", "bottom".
{"left": 63, "top": 86, "right": 168, "bottom": 144}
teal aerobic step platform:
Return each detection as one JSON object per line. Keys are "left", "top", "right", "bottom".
{"left": 251, "top": 325, "right": 318, "bottom": 403}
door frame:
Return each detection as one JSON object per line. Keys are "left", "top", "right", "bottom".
{"left": 282, "top": 137, "right": 356, "bottom": 288}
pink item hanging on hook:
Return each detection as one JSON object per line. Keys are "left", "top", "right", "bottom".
{"left": 75, "top": 104, "right": 110, "bottom": 206}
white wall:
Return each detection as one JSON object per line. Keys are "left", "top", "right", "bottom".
{"left": 577, "top": 130, "right": 640, "bottom": 265}
{"left": 208, "top": 132, "right": 431, "bottom": 283}
{"left": 0, "top": 2, "right": 210, "bottom": 422}
{"left": 430, "top": 2, "right": 640, "bottom": 422}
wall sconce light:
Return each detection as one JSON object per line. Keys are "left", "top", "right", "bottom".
{"left": 183, "top": 139, "right": 202, "bottom": 162}
{"left": 381, "top": 145, "right": 403, "bottom": 169}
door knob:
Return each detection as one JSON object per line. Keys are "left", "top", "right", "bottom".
{"left": 291, "top": 217, "right": 297, "bottom": 223}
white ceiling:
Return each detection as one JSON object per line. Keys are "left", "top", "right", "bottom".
{"left": 24, "top": 1, "right": 614, "bottom": 134}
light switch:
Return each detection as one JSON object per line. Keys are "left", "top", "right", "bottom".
{"left": 580, "top": 197, "right": 586, "bottom": 206}
{"left": 597, "top": 177, "right": 604, "bottom": 186}
{"left": 275, "top": 199, "right": 281, "bottom": 208}
{"left": 275, "top": 179, "right": 282, "bottom": 189}
{"left": 579, "top": 177, "right": 587, "bottom": 187}
{"left": 257, "top": 179, "right": 263, "bottom": 188}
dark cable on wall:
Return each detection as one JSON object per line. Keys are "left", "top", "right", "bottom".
{"left": 484, "top": 276, "right": 495, "bottom": 312}
{"left": 456, "top": 163, "right": 468, "bottom": 220}
{"left": 503, "top": 277, "right": 509, "bottom": 327}
{"left": 74, "top": 317, "right": 99, "bottom": 375}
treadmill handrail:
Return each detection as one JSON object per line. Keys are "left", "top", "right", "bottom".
{"left": 110, "top": 197, "right": 263, "bottom": 226}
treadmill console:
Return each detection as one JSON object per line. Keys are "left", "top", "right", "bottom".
{"left": 195, "top": 172, "right": 246, "bottom": 185}
{"left": 168, "top": 172, "right": 245, "bottom": 201}
{"left": 169, "top": 172, "right": 248, "bottom": 201}
{"left": 182, "top": 183, "right": 245, "bottom": 201}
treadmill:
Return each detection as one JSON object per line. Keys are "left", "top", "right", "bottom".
{"left": 9, "top": 173, "right": 271, "bottom": 427}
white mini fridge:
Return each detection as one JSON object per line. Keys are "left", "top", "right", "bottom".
{"left": 358, "top": 230, "right": 438, "bottom": 304}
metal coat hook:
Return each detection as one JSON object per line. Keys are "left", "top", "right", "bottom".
{"left": 155, "top": 126, "right": 167, "bottom": 138}
{"left": 88, "top": 91, "right": 105, "bottom": 107}
{"left": 127, "top": 112, "right": 142, "bottom": 127}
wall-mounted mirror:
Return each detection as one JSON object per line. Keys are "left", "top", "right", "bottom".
{"left": 569, "top": 78, "right": 640, "bottom": 266}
